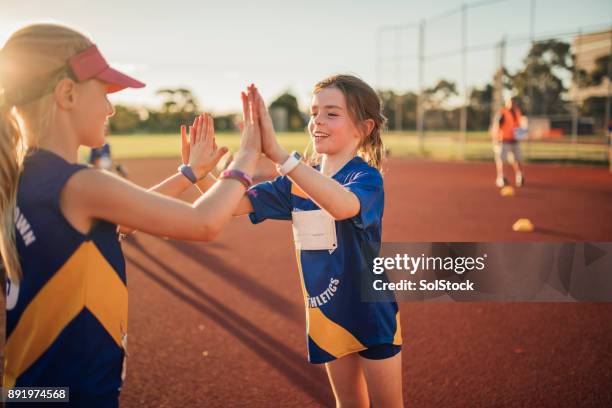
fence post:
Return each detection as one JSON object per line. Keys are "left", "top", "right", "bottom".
{"left": 460, "top": 3, "right": 468, "bottom": 159}
{"left": 395, "top": 28, "right": 403, "bottom": 132}
{"left": 417, "top": 19, "right": 426, "bottom": 154}
{"left": 606, "top": 28, "right": 612, "bottom": 172}
{"left": 572, "top": 28, "right": 582, "bottom": 160}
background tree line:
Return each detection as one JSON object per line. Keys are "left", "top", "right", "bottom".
{"left": 110, "top": 40, "right": 609, "bottom": 134}
{"left": 109, "top": 88, "right": 306, "bottom": 134}
{"left": 380, "top": 39, "right": 610, "bottom": 132}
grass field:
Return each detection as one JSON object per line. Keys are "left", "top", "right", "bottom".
{"left": 84, "top": 131, "right": 611, "bottom": 166}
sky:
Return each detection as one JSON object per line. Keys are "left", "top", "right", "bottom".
{"left": 1, "top": 0, "right": 611, "bottom": 113}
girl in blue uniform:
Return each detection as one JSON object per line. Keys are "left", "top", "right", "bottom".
{"left": 188, "top": 78, "right": 403, "bottom": 407}
{"left": 0, "top": 24, "right": 262, "bottom": 406}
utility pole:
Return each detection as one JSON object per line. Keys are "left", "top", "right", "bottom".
{"left": 460, "top": 3, "right": 468, "bottom": 159}
{"left": 417, "top": 19, "right": 425, "bottom": 153}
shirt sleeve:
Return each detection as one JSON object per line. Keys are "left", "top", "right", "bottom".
{"left": 343, "top": 168, "right": 384, "bottom": 230}
{"left": 246, "top": 175, "right": 293, "bottom": 224}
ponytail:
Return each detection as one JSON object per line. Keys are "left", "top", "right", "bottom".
{"left": 0, "top": 97, "right": 23, "bottom": 284}
{"left": 357, "top": 120, "right": 385, "bottom": 173}
{"left": 0, "top": 23, "right": 93, "bottom": 285}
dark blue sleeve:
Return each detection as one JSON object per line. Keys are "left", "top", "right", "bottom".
{"left": 246, "top": 175, "right": 293, "bottom": 224}
{"left": 343, "top": 168, "right": 384, "bottom": 230}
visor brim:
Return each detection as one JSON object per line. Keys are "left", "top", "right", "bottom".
{"left": 97, "top": 67, "right": 145, "bottom": 93}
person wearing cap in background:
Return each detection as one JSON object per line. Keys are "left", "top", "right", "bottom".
{"left": 89, "top": 143, "right": 128, "bottom": 178}
{"left": 0, "top": 23, "right": 264, "bottom": 406}
{"left": 491, "top": 97, "right": 527, "bottom": 188}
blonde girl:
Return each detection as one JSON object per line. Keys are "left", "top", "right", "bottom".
{"left": 0, "top": 23, "right": 261, "bottom": 406}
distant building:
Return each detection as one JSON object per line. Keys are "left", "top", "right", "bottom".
{"left": 570, "top": 29, "right": 611, "bottom": 102}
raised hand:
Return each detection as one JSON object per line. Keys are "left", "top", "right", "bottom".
{"left": 238, "top": 85, "right": 262, "bottom": 155}
{"left": 249, "top": 85, "right": 287, "bottom": 164}
{"left": 181, "top": 113, "right": 228, "bottom": 179}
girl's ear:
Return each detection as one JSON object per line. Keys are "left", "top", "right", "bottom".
{"left": 54, "top": 78, "right": 76, "bottom": 110}
{"left": 363, "top": 119, "right": 375, "bottom": 138}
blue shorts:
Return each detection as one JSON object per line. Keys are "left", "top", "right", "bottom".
{"left": 358, "top": 344, "right": 402, "bottom": 360}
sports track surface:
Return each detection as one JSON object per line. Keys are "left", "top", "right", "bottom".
{"left": 3, "top": 157, "right": 612, "bottom": 407}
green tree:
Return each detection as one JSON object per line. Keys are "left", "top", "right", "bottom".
{"left": 156, "top": 88, "right": 199, "bottom": 113}
{"left": 423, "top": 80, "right": 458, "bottom": 111}
{"left": 213, "top": 114, "right": 238, "bottom": 132}
{"left": 270, "top": 92, "right": 306, "bottom": 131}
{"left": 108, "top": 105, "right": 142, "bottom": 133}
{"left": 510, "top": 40, "right": 572, "bottom": 115}
{"left": 378, "top": 90, "right": 417, "bottom": 130}
{"left": 422, "top": 80, "right": 459, "bottom": 130}
{"left": 144, "top": 88, "right": 201, "bottom": 132}
{"left": 467, "top": 84, "right": 493, "bottom": 130}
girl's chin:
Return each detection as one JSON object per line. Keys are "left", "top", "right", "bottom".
{"left": 313, "top": 145, "right": 328, "bottom": 155}
{"left": 313, "top": 140, "right": 331, "bottom": 154}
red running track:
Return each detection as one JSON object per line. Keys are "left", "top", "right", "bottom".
{"left": 2, "top": 158, "right": 611, "bottom": 407}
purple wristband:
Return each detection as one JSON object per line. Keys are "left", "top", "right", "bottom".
{"left": 219, "top": 169, "right": 252, "bottom": 188}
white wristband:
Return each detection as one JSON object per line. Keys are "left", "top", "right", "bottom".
{"left": 277, "top": 151, "right": 301, "bottom": 175}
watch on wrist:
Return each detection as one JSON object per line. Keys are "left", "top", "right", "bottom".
{"left": 276, "top": 151, "right": 302, "bottom": 175}
{"left": 178, "top": 164, "right": 198, "bottom": 184}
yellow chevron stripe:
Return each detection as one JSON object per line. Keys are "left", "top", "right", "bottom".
{"left": 307, "top": 307, "right": 365, "bottom": 357}
{"left": 3, "top": 242, "right": 127, "bottom": 388}
{"left": 294, "top": 249, "right": 310, "bottom": 309}
{"left": 393, "top": 312, "right": 403, "bottom": 345}
{"left": 85, "top": 247, "right": 128, "bottom": 347}
{"left": 295, "top": 250, "right": 365, "bottom": 358}
{"left": 291, "top": 183, "right": 309, "bottom": 199}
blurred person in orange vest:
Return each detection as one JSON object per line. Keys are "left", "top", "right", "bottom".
{"left": 491, "top": 97, "right": 527, "bottom": 187}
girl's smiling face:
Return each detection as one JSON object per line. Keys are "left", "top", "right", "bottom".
{"left": 308, "top": 87, "right": 362, "bottom": 156}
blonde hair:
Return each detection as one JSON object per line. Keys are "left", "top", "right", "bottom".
{"left": 0, "top": 23, "right": 93, "bottom": 284}
{"left": 308, "top": 74, "right": 386, "bottom": 172}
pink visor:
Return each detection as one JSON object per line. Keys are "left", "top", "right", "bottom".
{"left": 68, "top": 45, "right": 145, "bottom": 93}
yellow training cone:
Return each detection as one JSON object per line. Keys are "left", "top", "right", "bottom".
{"left": 512, "top": 218, "right": 534, "bottom": 232}
{"left": 500, "top": 186, "right": 515, "bottom": 196}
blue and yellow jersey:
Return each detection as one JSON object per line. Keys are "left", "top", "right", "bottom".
{"left": 247, "top": 156, "right": 401, "bottom": 364}
{"left": 5, "top": 148, "right": 127, "bottom": 406}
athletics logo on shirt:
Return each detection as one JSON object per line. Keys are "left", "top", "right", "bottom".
{"left": 308, "top": 278, "right": 339, "bottom": 308}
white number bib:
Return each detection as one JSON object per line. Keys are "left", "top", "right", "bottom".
{"left": 291, "top": 209, "right": 338, "bottom": 253}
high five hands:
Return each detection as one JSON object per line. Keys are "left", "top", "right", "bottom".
{"left": 180, "top": 113, "right": 228, "bottom": 179}
{"left": 246, "top": 84, "right": 289, "bottom": 164}
{"left": 182, "top": 84, "right": 290, "bottom": 177}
